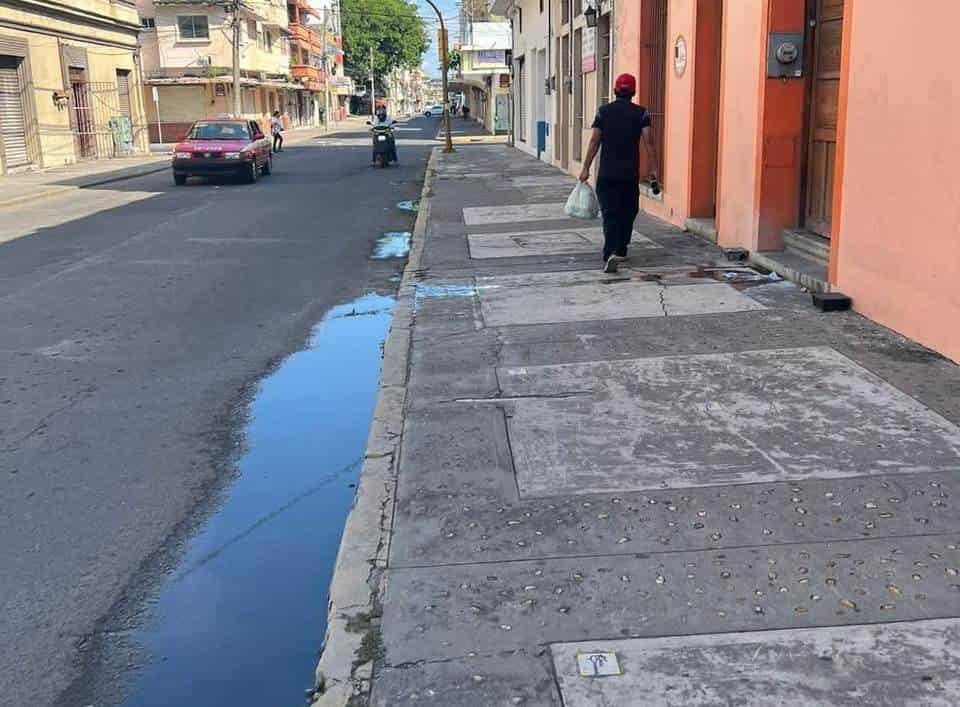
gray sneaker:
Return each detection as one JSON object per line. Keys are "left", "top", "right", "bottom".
{"left": 603, "top": 255, "right": 619, "bottom": 274}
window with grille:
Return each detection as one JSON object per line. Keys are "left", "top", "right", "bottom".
{"left": 642, "top": 0, "right": 666, "bottom": 186}
{"left": 517, "top": 56, "right": 526, "bottom": 142}
{"left": 140, "top": 17, "right": 156, "bottom": 29}
{"left": 598, "top": 12, "right": 611, "bottom": 106}
{"left": 177, "top": 15, "right": 209, "bottom": 40}
{"left": 116, "top": 69, "right": 132, "bottom": 119}
{"left": 573, "top": 28, "right": 583, "bottom": 161}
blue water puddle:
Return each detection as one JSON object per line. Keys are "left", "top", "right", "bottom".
{"left": 119, "top": 294, "right": 394, "bottom": 707}
{"left": 396, "top": 200, "right": 419, "bottom": 212}
{"left": 372, "top": 231, "right": 412, "bottom": 259}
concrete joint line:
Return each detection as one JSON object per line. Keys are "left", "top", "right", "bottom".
{"left": 311, "top": 147, "right": 441, "bottom": 706}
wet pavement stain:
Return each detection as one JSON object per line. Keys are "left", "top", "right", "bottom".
{"left": 117, "top": 293, "right": 395, "bottom": 707}
{"left": 397, "top": 199, "right": 420, "bottom": 212}
{"left": 687, "top": 264, "right": 782, "bottom": 290}
{"left": 372, "top": 231, "right": 412, "bottom": 259}
{"left": 413, "top": 283, "right": 478, "bottom": 311}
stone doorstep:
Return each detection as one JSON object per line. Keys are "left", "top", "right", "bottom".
{"left": 784, "top": 228, "right": 831, "bottom": 265}
{"left": 685, "top": 217, "right": 717, "bottom": 244}
{"left": 750, "top": 249, "right": 831, "bottom": 294}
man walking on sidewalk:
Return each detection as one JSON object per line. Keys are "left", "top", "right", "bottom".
{"left": 271, "top": 111, "right": 284, "bottom": 153}
{"left": 579, "top": 73, "right": 659, "bottom": 273}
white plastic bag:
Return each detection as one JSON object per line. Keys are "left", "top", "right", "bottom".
{"left": 564, "top": 182, "right": 600, "bottom": 220}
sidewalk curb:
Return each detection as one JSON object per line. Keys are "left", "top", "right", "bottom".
{"left": 310, "top": 146, "right": 440, "bottom": 706}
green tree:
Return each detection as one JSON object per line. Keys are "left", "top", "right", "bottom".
{"left": 446, "top": 48, "right": 461, "bottom": 75}
{"left": 341, "top": 0, "right": 429, "bottom": 91}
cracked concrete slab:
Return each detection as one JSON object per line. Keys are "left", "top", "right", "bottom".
{"left": 389, "top": 469, "right": 960, "bottom": 567}
{"left": 476, "top": 272, "right": 764, "bottom": 326}
{"left": 499, "top": 346, "right": 960, "bottom": 496}
{"left": 380, "top": 533, "right": 960, "bottom": 665}
{"left": 468, "top": 227, "right": 659, "bottom": 259}
{"left": 462, "top": 203, "right": 571, "bottom": 225}
{"left": 372, "top": 649, "right": 558, "bottom": 706}
{"left": 552, "top": 618, "right": 960, "bottom": 706}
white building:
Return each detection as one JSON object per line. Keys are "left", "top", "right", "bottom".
{"left": 386, "top": 67, "right": 425, "bottom": 117}
{"left": 491, "top": 0, "right": 551, "bottom": 160}
{"left": 454, "top": 19, "right": 512, "bottom": 134}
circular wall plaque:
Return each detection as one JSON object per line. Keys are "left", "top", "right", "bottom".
{"left": 674, "top": 35, "right": 688, "bottom": 77}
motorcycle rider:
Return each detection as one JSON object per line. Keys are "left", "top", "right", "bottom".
{"left": 370, "top": 104, "right": 398, "bottom": 166}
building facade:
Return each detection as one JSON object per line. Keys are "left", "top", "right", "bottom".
{"left": 492, "top": 0, "right": 552, "bottom": 161}
{"left": 612, "top": 0, "right": 960, "bottom": 362}
{"left": 0, "top": 0, "right": 149, "bottom": 173}
{"left": 497, "top": 0, "right": 960, "bottom": 363}
{"left": 386, "top": 67, "right": 425, "bottom": 117}
{"left": 138, "top": 0, "right": 299, "bottom": 143}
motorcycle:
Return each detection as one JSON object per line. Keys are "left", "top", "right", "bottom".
{"left": 368, "top": 121, "right": 397, "bottom": 168}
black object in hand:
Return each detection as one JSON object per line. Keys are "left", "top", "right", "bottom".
{"left": 650, "top": 179, "right": 661, "bottom": 196}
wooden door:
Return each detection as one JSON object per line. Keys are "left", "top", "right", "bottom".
{"left": 803, "top": 0, "right": 843, "bottom": 237}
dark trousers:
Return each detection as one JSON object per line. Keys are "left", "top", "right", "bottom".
{"left": 372, "top": 138, "right": 398, "bottom": 163}
{"left": 595, "top": 178, "right": 640, "bottom": 260}
{"left": 273, "top": 132, "right": 283, "bottom": 151}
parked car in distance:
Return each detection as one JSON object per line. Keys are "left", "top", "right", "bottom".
{"left": 172, "top": 119, "right": 272, "bottom": 185}
{"left": 424, "top": 104, "right": 444, "bottom": 117}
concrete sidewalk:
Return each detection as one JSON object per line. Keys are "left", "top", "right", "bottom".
{"left": 317, "top": 144, "right": 960, "bottom": 705}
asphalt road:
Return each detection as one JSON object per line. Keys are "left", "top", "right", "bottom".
{"left": 0, "top": 117, "right": 436, "bottom": 707}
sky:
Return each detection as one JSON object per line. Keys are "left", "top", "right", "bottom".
{"left": 415, "top": 0, "right": 460, "bottom": 77}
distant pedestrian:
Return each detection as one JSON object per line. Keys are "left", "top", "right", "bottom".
{"left": 462, "top": 104, "right": 470, "bottom": 120}
{"left": 579, "top": 73, "right": 659, "bottom": 273}
{"left": 270, "top": 111, "right": 283, "bottom": 153}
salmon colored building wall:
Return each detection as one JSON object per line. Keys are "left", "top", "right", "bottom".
{"left": 832, "top": 0, "right": 960, "bottom": 363}
{"left": 610, "top": 0, "right": 697, "bottom": 228}
{"left": 715, "top": 0, "right": 763, "bottom": 249}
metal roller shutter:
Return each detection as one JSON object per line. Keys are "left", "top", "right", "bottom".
{"left": 0, "top": 56, "right": 29, "bottom": 168}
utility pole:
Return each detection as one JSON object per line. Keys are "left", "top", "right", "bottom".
{"left": 231, "top": 0, "right": 241, "bottom": 117}
{"left": 369, "top": 46, "right": 375, "bottom": 119}
{"left": 322, "top": 6, "right": 331, "bottom": 129}
{"left": 424, "top": 0, "right": 454, "bottom": 153}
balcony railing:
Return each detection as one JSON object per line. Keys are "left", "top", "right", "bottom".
{"left": 291, "top": 63, "right": 324, "bottom": 91}
{"left": 288, "top": 22, "right": 322, "bottom": 50}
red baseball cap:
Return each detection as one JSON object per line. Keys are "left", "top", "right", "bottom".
{"left": 614, "top": 73, "right": 637, "bottom": 96}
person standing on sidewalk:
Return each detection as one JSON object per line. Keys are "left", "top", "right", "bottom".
{"left": 579, "top": 73, "right": 659, "bottom": 273}
{"left": 270, "top": 111, "right": 284, "bottom": 153}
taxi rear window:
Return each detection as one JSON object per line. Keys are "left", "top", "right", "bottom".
{"left": 187, "top": 123, "right": 250, "bottom": 140}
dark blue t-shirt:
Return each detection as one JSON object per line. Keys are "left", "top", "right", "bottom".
{"left": 591, "top": 97, "right": 651, "bottom": 181}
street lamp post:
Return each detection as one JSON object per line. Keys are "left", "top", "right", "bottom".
{"left": 423, "top": 0, "right": 454, "bottom": 153}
